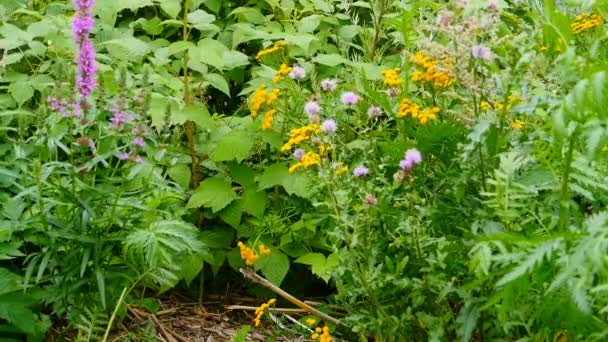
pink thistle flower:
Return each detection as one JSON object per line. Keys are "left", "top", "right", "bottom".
{"left": 471, "top": 45, "right": 494, "bottom": 60}
{"left": 293, "top": 148, "right": 305, "bottom": 161}
{"left": 304, "top": 101, "right": 321, "bottom": 117}
{"left": 341, "top": 92, "right": 359, "bottom": 106}
{"left": 367, "top": 106, "right": 383, "bottom": 118}
{"left": 365, "top": 194, "right": 378, "bottom": 207}
{"left": 119, "top": 152, "right": 131, "bottom": 160}
{"left": 320, "top": 79, "right": 338, "bottom": 92}
{"left": 134, "top": 155, "right": 144, "bottom": 163}
{"left": 353, "top": 165, "right": 369, "bottom": 178}
{"left": 289, "top": 66, "right": 306, "bottom": 80}
{"left": 399, "top": 148, "right": 422, "bottom": 170}
{"left": 321, "top": 119, "right": 337, "bottom": 134}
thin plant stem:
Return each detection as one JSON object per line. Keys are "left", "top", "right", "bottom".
{"left": 559, "top": 137, "right": 575, "bottom": 230}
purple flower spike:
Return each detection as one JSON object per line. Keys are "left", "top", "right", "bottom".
{"left": 304, "top": 101, "right": 321, "bottom": 117}
{"left": 471, "top": 45, "right": 494, "bottom": 60}
{"left": 133, "top": 137, "right": 144, "bottom": 147}
{"left": 72, "top": 0, "right": 97, "bottom": 103}
{"left": 293, "top": 148, "right": 305, "bottom": 161}
{"left": 341, "top": 92, "right": 359, "bottom": 106}
{"left": 134, "top": 155, "right": 144, "bottom": 163}
{"left": 321, "top": 119, "right": 337, "bottom": 134}
{"left": 289, "top": 66, "right": 306, "bottom": 80}
{"left": 119, "top": 152, "right": 131, "bottom": 160}
{"left": 353, "top": 165, "right": 369, "bottom": 178}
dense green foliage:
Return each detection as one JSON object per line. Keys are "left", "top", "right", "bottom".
{"left": 1, "top": 0, "right": 608, "bottom": 341}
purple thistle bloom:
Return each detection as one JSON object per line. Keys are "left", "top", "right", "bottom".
{"left": 293, "top": 148, "right": 305, "bottom": 161}
{"left": 119, "top": 152, "right": 131, "bottom": 160}
{"left": 341, "top": 92, "right": 359, "bottom": 106}
{"left": 72, "top": 0, "right": 97, "bottom": 103}
{"left": 321, "top": 119, "right": 337, "bottom": 134}
{"left": 471, "top": 45, "right": 494, "bottom": 60}
{"left": 134, "top": 155, "right": 144, "bottom": 163}
{"left": 399, "top": 148, "right": 422, "bottom": 170}
{"left": 320, "top": 79, "right": 338, "bottom": 92}
{"left": 289, "top": 66, "right": 306, "bottom": 80}
{"left": 353, "top": 165, "right": 369, "bottom": 178}
{"left": 133, "top": 137, "right": 144, "bottom": 147}
{"left": 304, "top": 101, "right": 321, "bottom": 117}
{"left": 367, "top": 105, "right": 383, "bottom": 118}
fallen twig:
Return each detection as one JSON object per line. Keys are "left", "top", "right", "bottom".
{"left": 283, "top": 313, "right": 313, "bottom": 332}
{"left": 239, "top": 268, "right": 346, "bottom": 327}
{"left": 225, "top": 305, "right": 309, "bottom": 313}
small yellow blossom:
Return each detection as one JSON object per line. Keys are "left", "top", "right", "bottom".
{"left": 381, "top": 68, "right": 403, "bottom": 87}
{"left": 399, "top": 98, "right": 420, "bottom": 118}
{"left": 511, "top": 120, "right": 525, "bottom": 129}
{"left": 258, "top": 244, "right": 271, "bottom": 256}
{"left": 306, "top": 318, "right": 317, "bottom": 326}
{"left": 288, "top": 152, "right": 321, "bottom": 173}
{"left": 256, "top": 41, "right": 287, "bottom": 60}
{"left": 250, "top": 85, "right": 268, "bottom": 118}
{"left": 571, "top": 12, "right": 603, "bottom": 35}
{"left": 253, "top": 298, "right": 277, "bottom": 327}
{"left": 418, "top": 108, "right": 438, "bottom": 125}
{"left": 238, "top": 241, "right": 259, "bottom": 266}
{"left": 262, "top": 109, "right": 275, "bottom": 131}
{"left": 311, "top": 333, "right": 319, "bottom": 340}
{"left": 334, "top": 161, "right": 349, "bottom": 176}
{"left": 409, "top": 51, "right": 452, "bottom": 88}
{"left": 280, "top": 124, "right": 320, "bottom": 152}
{"left": 273, "top": 63, "right": 292, "bottom": 83}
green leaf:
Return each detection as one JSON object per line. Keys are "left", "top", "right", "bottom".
{"left": 8, "top": 80, "right": 34, "bottom": 107}
{"left": 180, "top": 253, "right": 204, "bottom": 285}
{"left": 256, "top": 250, "right": 289, "bottom": 286}
{"left": 210, "top": 130, "right": 255, "bottom": 162}
{"left": 199, "top": 228, "right": 235, "bottom": 249}
{"left": 103, "top": 37, "right": 150, "bottom": 59}
{"left": 233, "top": 325, "right": 251, "bottom": 342}
{"left": 193, "top": 38, "right": 227, "bottom": 70}
{"left": 205, "top": 73, "right": 230, "bottom": 97}
{"left": 188, "top": 9, "right": 216, "bottom": 30}
{"left": 223, "top": 50, "right": 250, "bottom": 70}
{"left": 219, "top": 200, "right": 243, "bottom": 228}
{"left": 172, "top": 104, "right": 216, "bottom": 131}
{"left": 456, "top": 301, "right": 480, "bottom": 342}
{"left": 158, "top": 0, "right": 181, "bottom": 18}
{"left": 167, "top": 164, "right": 191, "bottom": 188}
{"left": 240, "top": 189, "right": 266, "bottom": 218}
{"left": 230, "top": 164, "right": 257, "bottom": 188}
{"left": 148, "top": 93, "right": 179, "bottom": 128}
{"left": 312, "top": 53, "right": 349, "bottom": 67}
{"left": 257, "top": 163, "right": 288, "bottom": 190}
{"left": 186, "top": 177, "right": 237, "bottom": 212}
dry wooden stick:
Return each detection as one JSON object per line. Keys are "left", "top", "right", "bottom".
{"left": 127, "top": 306, "right": 189, "bottom": 342}
{"left": 239, "top": 268, "right": 346, "bottom": 327}
{"left": 150, "top": 315, "right": 178, "bottom": 342}
{"left": 225, "top": 305, "right": 309, "bottom": 313}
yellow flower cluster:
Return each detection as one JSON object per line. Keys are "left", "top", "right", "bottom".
{"left": 254, "top": 298, "right": 276, "bottom": 327}
{"left": 335, "top": 162, "right": 349, "bottom": 176}
{"left": 262, "top": 109, "right": 276, "bottom": 131}
{"left": 237, "top": 241, "right": 270, "bottom": 266}
{"left": 409, "top": 52, "right": 452, "bottom": 88}
{"left": 311, "top": 326, "right": 332, "bottom": 342}
{"left": 319, "top": 144, "right": 332, "bottom": 157}
{"left": 306, "top": 318, "right": 317, "bottom": 326}
{"left": 288, "top": 152, "right": 321, "bottom": 173}
{"left": 280, "top": 124, "right": 320, "bottom": 152}
{"left": 511, "top": 120, "right": 525, "bottom": 129}
{"left": 250, "top": 85, "right": 281, "bottom": 130}
{"left": 273, "top": 63, "right": 292, "bottom": 83}
{"left": 399, "top": 98, "right": 439, "bottom": 125}
{"left": 480, "top": 95, "right": 524, "bottom": 111}
{"left": 381, "top": 68, "right": 403, "bottom": 87}
{"left": 571, "top": 13, "right": 603, "bottom": 35}
{"left": 256, "top": 41, "right": 287, "bottom": 60}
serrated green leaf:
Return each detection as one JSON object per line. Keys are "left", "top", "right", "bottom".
{"left": 257, "top": 163, "right": 288, "bottom": 190}
{"left": 173, "top": 104, "right": 216, "bottom": 131}
{"left": 199, "top": 228, "right": 235, "bottom": 249}
{"left": 8, "top": 80, "right": 34, "bottom": 107}
{"left": 193, "top": 38, "right": 226, "bottom": 70}
{"left": 205, "top": 73, "right": 230, "bottom": 97}
{"left": 219, "top": 200, "right": 243, "bottom": 228}
{"left": 210, "top": 130, "right": 255, "bottom": 162}
{"left": 159, "top": 0, "right": 181, "bottom": 18}
{"left": 230, "top": 164, "right": 257, "bottom": 188}
{"left": 313, "top": 53, "right": 349, "bottom": 67}
{"left": 256, "top": 250, "right": 289, "bottom": 286}
{"left": 188, "top": 9, "right": 216, "bottom": 30}
{"left": 167, "top": 164, "right": 191, "bottom": 188}
{"left": 241, "top": 189, "right": 266, "bottom": 218}
{"left": 181, "top": 254, "right": 204, "bottom": 285}
{"left": 186, "top": 177, "right": 237, "bottom": 212}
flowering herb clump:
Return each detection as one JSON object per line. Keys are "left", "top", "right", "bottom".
{"left": 71, "top": 0, "right": 97, "bottom": 105}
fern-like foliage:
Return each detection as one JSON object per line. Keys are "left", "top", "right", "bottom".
{"left": 481, "top": 152, "right": 538, "bottom": 229}
{"left": 72, "top": 306, "right": 109, "bottom": 342}
{"left": 123, "top": 220, "right": 211, "bottom": 292}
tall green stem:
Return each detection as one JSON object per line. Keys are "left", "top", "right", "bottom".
{"left": 559, "top": 138, "right": 575, "bottom": 230}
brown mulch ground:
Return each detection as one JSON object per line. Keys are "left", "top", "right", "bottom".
{"left": 109, "top": 295, "right": 314, "bottom": 342}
